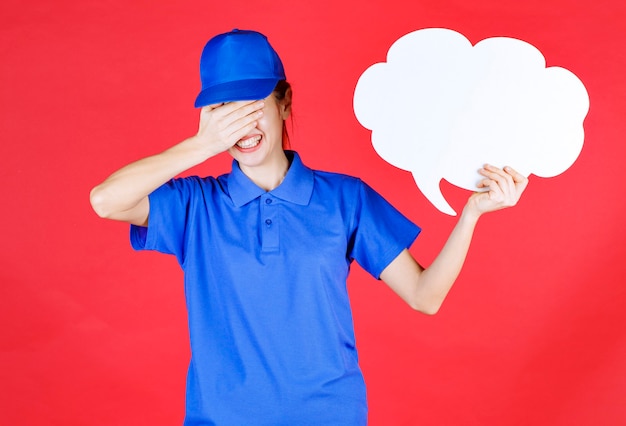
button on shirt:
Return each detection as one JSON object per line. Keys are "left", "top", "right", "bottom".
{"left": 131, "top": 151, "right": 421, "bottom": 426}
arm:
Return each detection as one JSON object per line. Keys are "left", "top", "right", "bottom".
{"left": 380, "top": 165, "right": 529, "bottom": 315}
{"left": 89, "top": 100, "right": 265, "bottom": 226}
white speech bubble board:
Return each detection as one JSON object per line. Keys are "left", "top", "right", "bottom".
{"left": 353, "top": 28, "right": 589, "bottom": 215}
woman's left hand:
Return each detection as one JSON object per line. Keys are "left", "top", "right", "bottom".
{"left": 465, "top": 164, "right": 529, "bottom": 217}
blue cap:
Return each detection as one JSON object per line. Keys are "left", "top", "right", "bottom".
{"left": 194, "top": 29, "right": 286, "bottom": 108}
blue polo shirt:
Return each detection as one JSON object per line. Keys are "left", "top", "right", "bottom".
{"left": 130, "top": 151, "right": 420, "bottom": 425}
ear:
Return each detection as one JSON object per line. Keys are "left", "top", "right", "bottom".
{"left": 280, "top": 87, "right": 292, "bottom": 120}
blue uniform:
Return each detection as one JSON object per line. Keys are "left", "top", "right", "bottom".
{"left": 131, "top": 151, "right": 420, "bottom": 425}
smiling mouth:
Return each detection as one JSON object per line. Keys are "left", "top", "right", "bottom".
{"left": 236, "top": 135, "right": 262, "bottom": 149}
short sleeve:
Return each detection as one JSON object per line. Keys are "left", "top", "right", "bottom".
{"left": 349, "top": 180, "right": 421, "bottom": 279}
{"left": 130, "top": 177, "right": 198, "bottom": 264}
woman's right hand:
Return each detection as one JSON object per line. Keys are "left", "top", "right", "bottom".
{"left": 90, "top": 100, "right": 265, "bottom": 225}
{"left": 194, "top": 100, "right": 265, "bottom": 157}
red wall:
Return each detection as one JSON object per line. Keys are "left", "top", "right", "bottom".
{"left": 1, "top": 0, "right": 625, "bottom": 425}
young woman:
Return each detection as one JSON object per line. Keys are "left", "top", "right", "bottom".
{"left": 90, "top": 29, "right": 528, "bottom": 426}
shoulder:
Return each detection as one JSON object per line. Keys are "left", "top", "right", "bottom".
{"left": 290, "top": 152, "right": 379, "bottom": 202}
{"left": 162, "top": 175, "right": 222, "bottom": 190}
{"left": 152, "top": 175, "right": 226, "bottom": 204}
{"left": 311, "top": 169, "right": 383, "bottom": 203}
{"left": 312, "top": 168, "right": 364, "bottom": 190}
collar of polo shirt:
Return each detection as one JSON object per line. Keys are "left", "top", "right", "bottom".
{"left": 228, "top": 151, "right": 314, "bottom": 207}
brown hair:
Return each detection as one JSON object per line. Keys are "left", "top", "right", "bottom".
{"left": 273, "top": 80, "right": 292, "bottom": 149}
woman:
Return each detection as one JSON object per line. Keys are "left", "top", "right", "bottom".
{"left": 90, "top": 29, "right": 528, "bottom": 426}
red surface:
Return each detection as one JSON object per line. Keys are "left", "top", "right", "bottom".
{"left": 1, "top": 0, "right": 625, "bottom": 425}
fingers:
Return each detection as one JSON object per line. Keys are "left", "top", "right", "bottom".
{"left": 228, "top": 117, "right": 261, "bottom": 144}
{"left": 226, "top": 102, "right": 265, "bottom": 136}
{"left": 201, "top": 101, "right": 264, "bottom": 127}
{"left": 211, "top": 100, "right": 264, "bottom": 120}
{"left": 479, "top": 165, "right": 513, "bottom": 198}
{"left": 503, "top": 165, "right": 530, "bottom": 193}
{"left": 468, "top": 164, "right": 529, "bottom": 216}
{"left": 197, "top": 100, "right": 265, "bottom": 151}
{"left": 201, "top": 102, "right": 226, "bottom": 111}
{"left": 477, "top": 175, "right": 505, "bottom": 204}
{"left": 477, "top": 164, "right": 529, "bottom": 207}
{"left": 481, "top": 164, "right": 514, "bottom": 186}
{"left": 480, "top": 164, "right": 528, "bottom": 188}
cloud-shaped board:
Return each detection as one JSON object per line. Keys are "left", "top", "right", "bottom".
{"left": 353, "top": 28, "right": 589, "bottom": 215}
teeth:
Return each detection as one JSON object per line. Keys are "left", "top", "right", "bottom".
{"left": 237, "top": 135, "right": 261, "bottom": 149}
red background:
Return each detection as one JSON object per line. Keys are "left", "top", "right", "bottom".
{"left": 1, "top": 0, "right": 625, "bottom": 425}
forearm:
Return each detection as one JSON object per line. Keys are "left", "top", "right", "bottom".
{"left": 380, "top": 206, "right": 481, "bottom": 314}
{"left": 413, "top": 164, "right": 528, "bottom": 312}
{"left": 382, "top": 165, "right": 527, "bottom": 314}
{"left": 90, "top": 136, "right": 211, "bottom": 219}
{"left": 415, "top": 207, "right": 481, "bottom": 312}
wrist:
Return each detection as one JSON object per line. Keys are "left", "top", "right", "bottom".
{"left": 181, "top": 135, "right": 220, "bottom": 162}
{"left": 460, "top": 202, "right": 482, "bottom": 226}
